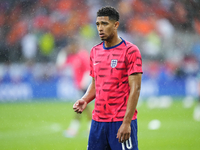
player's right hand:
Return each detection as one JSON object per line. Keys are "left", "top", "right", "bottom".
{"left": 73, "top": 99, "right": 87, "bottom": 114}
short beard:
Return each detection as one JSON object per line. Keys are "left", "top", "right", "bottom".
{"left": 101, "top": 34, "right": 113, "bottom": 42}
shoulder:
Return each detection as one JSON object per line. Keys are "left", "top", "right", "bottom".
{"left": 123, "top": 40, "right": 140, "bottom": 54}
{"left": 124, "top": 40, "right": 139, "bottom": 50}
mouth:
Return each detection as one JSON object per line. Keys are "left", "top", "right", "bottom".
{"left": 99, "top": 33, "right": 104, "bottom": 38}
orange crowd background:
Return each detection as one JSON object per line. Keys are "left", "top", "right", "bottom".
{"left": 0, "top": 0, "right": 200, "bottom": 81}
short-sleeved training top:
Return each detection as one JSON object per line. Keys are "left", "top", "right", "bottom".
{"left": 90, "top": 38, "right": 143, "bottom": 122}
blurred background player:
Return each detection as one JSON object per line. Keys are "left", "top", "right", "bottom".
{"left": 56, "top": 38, "right": 92, "bottom": 137}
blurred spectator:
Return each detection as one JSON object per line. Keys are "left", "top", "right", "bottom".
{"left": 192, "top": 40, "right": 200, "bottom": 61}
{"left": 141, "top": 31, "right": 161, "bottom": 59}
{"left": 194, "top": 18, "right": 200, "bottom": 35}
{"left": 175, "top": 55, "right": 199, "bottom": 78}
{"left": 38, "top": 31, "right": 55, "bottom": 62}
{"left": 21, "top": 31, "right": 38, "bottom": 62}
{"left": 170, "top": 1, "right": 191, "bottom": 30}
{"left": 117, "top": 1, "right": 133, "bottom": 32}
{"left": 156, "top": 17, "right": 175, "bottom": 40}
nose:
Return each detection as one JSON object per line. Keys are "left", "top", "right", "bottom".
{"left": 98, "top": 24, "right": 103, "bottom": 31}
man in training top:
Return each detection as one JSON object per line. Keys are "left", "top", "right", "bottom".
{"left": 73, "top": 6, "right": 143, "bottom": 150}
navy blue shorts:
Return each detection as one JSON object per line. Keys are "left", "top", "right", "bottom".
{"left": 87, "top": 119, "right": 138, "bottom": 150}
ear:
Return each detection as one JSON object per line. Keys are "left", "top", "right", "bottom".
{"left": 114, "top": 21, "right": 119, "bottom": 30}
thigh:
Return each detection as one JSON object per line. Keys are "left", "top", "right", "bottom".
{"left": 108, "top": 120, "right": 138, "bottom": 150}
{"left": 87, "top": 120, "right": 111, "bottom": 150}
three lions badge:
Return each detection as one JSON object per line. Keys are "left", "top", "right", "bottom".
{"left": 111, "top": 59, "right": 118, "bottom": 68}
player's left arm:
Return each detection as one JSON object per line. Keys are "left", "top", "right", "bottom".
{"left": 117, "top": 73, "right": 142, "bottom": 143}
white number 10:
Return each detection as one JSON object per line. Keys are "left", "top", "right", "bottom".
{"left": 121, "top": 137, "right": 133, "bottom": 150}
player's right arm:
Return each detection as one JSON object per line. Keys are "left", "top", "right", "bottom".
{"left": 73, "top": 77, "right": 96, "bottom": 114}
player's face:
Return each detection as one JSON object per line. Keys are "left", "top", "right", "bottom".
{"left": 96, "top": 16, "right": 116, "bottom": 41}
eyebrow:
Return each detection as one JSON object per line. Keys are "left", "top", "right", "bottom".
{"left": 96, "top": 21, "right": 109, "bottom": 24}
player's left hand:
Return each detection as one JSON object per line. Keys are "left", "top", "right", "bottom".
{"left": 117, "top": 122, "right": 131, "bottom": 143}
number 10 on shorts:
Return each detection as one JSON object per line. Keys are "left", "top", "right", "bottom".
{"left": 121, "top": 137, "right": 133, "bottom": 150}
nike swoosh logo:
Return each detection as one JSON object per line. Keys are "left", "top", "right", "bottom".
{"left": 94, "top": 63, "right": 99, "bottom": 65}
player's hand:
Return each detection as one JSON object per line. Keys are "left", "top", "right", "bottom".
{"left": 116, "top": 122, "right": 131, "bottom": 143}
{"left": 73, "top": 99, "right": 87, "bottom": 114}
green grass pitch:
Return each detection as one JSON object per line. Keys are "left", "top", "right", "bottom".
{"left": 0, "top": 99, "right": 199, "bottom": 150}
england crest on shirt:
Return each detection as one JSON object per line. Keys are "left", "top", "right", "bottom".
{"left": 111, "top": 59, "right": 118, "bottom": 68}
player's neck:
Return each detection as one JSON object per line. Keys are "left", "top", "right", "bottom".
{"left": 104, "top": 36, "right": 122, "bottom": 48}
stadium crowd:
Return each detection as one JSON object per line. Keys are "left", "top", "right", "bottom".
{"left": 0, "top": 0, "right": 200, "bottom": 82}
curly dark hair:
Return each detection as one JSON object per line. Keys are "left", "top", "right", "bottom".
{"left": 97, "top": 6, "right": 119, "bottom": 21}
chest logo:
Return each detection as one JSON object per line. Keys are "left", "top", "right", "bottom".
{"left": 111, "top": 59, "right": 118, "bottom": 68}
